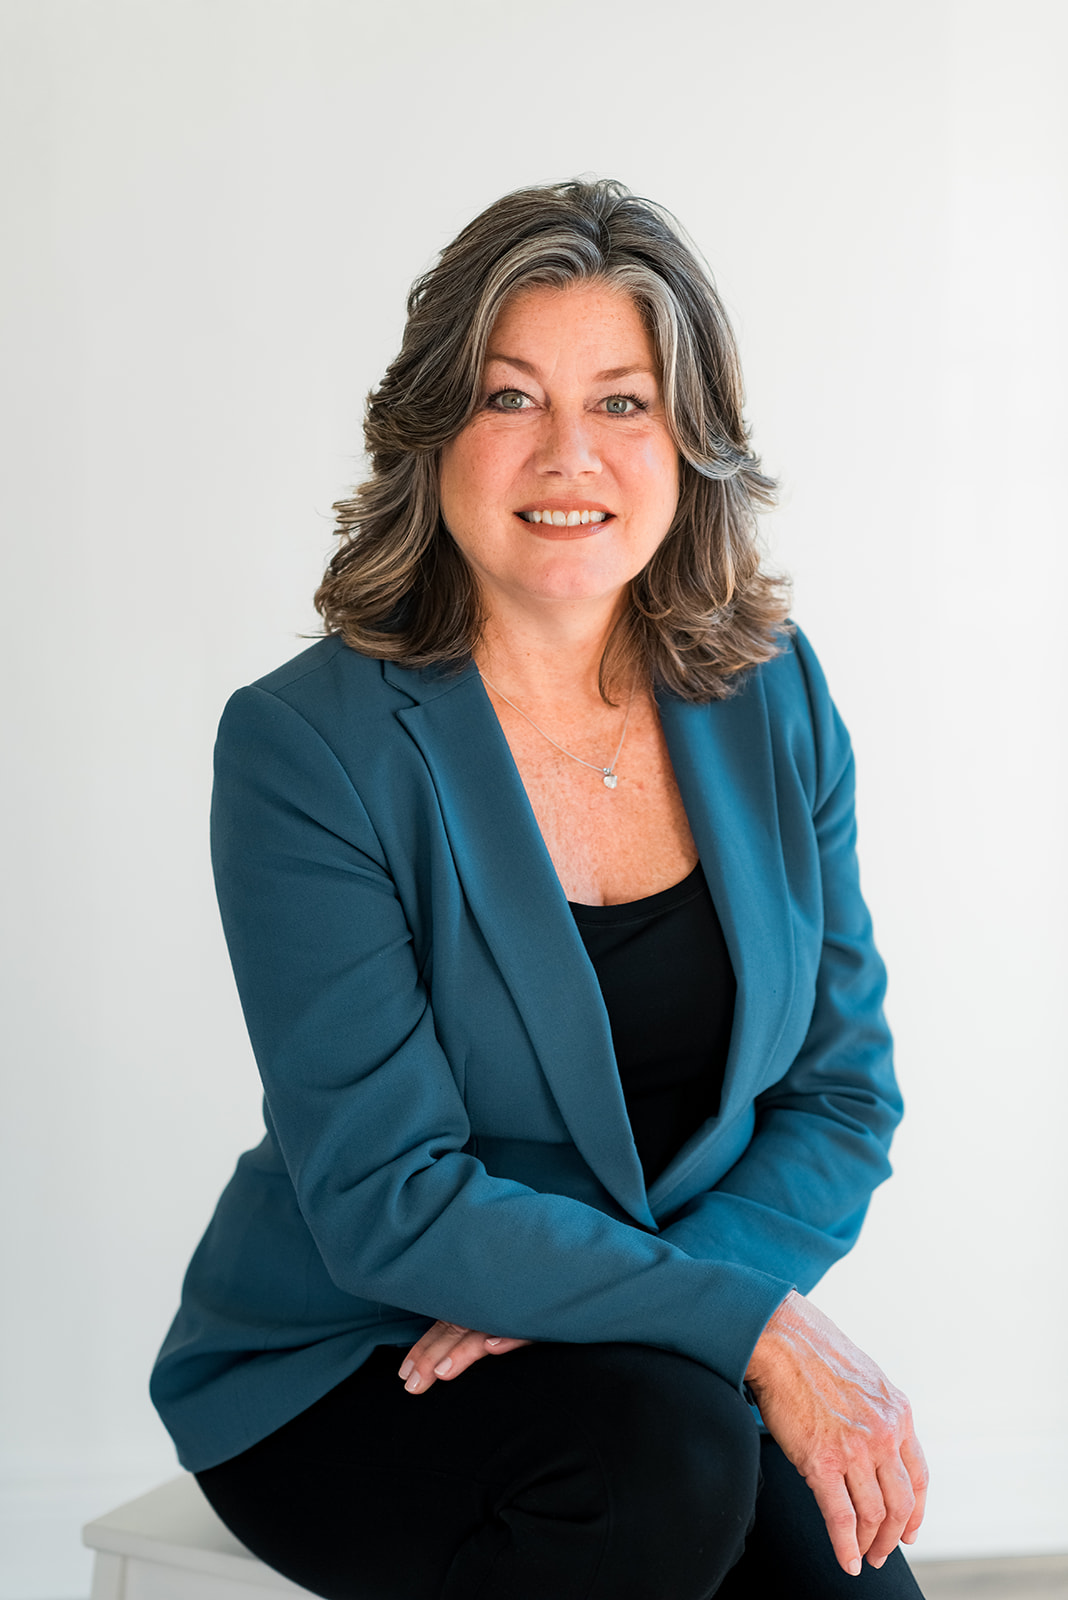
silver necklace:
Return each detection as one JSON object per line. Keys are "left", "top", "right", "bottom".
{"left": 478, "top": 671, "right": 634, "bottom": 789}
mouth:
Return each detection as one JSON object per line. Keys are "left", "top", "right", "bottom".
{"left": 516, "top": 508, "right": 613, "bottom": 528}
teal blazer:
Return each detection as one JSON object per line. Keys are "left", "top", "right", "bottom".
{"left": 151, "top": 627, "right": 900, "bottom": 1472}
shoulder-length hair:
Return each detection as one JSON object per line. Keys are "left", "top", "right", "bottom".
{"left": 316, "top": 178, "right": 790, "bottom": 701}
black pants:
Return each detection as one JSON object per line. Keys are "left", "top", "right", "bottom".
{"left": 197, "top": 1343, "right": 925, "bottom": 1600}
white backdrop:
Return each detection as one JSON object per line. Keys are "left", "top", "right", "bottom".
{"left": 2, "top": 1, "right": 1066, "bottom": 1594}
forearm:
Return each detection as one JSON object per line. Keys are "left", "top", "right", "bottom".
{"left": 657, "top": 1077, "right": 897, "bottom": 1288}
{"left": 289, "top": 1137, "right": 792, "bottom": 1388}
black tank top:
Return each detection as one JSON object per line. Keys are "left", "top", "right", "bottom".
{"left": 569, "top": 864, "right": 736, "bottom": 1184}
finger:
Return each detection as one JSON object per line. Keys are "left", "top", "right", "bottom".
{"left": 432, "top": 1333, "right": 533, "bottom": 1379}
{"left": 864, "top": 1461, "right": 916, "bottom": 1568}
{"left": 398, "top": 1327, "right": 529, "bottom": 1393}
{"left": 807, "top": 1474, "right": 863, "bottom": 1577}
{"left": 484, "top": 1336, "right": 532, "bottom": 1355}
{"left": 399, "top": 1320, "right": 470, "bottom": 1373}
{"left": 899, "top": 1434, "right": 930, "bottom": 1545}
{"left": 400, "top": 1320, "right": 469, "bottom": 1364}
{"left": 431, "top": 1330, "right": 507, "bottom": 1381}
{"left": 398, "top": 1322, "right": 472, "bottom": 1393}
{"left": 843, "top": 1467, "right": 888, "bottom": 1561}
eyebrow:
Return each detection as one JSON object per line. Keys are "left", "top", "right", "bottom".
{"left": 485, "top": 354, "right": 657, "bottom": 383}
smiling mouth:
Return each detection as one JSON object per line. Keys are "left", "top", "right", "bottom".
{"left": 517, "top": 509, "right": 611, "bottom": 527}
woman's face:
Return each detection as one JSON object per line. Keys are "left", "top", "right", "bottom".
{"left": 438, "top": 281, "right": 679, "bottom": 625}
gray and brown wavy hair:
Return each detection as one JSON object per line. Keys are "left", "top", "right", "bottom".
{"left": 316, "top": 178, "right": 790, "bottom": 700}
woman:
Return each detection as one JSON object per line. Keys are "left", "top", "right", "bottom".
{"left": 152, "top": 178, "right": 928, "bottom": 1598}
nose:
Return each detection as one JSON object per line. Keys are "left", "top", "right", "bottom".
{"left": 534, "top": 408, "right": 602, "bottom": 478}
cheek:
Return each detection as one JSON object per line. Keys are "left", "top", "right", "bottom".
{"left": 633, "top": 438, "right": 680, "bottom": 518}
{"left": 438, "top": 440, "right": 470, "bottom": 521}
{"left": 440, "top": 430, "right": 514, "bottom": 519}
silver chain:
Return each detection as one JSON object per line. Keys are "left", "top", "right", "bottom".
{"left": 478, "top": 671, "right": 635, "bottom": 790}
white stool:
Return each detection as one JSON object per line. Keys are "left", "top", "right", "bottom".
{"left": 83, "top": 1474, "right": 318, "bottom": 1599}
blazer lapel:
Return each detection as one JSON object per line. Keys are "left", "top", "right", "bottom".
{"left": 385, "top": 661, "right": 657, "bottom": 1229}
{"left": 649, "top": 680, "right": 797, "bottom": 1209}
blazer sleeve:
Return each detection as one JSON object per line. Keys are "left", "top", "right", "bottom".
{"left": 210, "top": 684, "right": 792, "bottom": 1392}
{"left": 658, "top": 631, "right": 902, "bottom": 1288}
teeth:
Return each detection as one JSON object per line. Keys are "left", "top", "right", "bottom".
{"left": 521, "top": 510, "right": 608, "bottom": 525}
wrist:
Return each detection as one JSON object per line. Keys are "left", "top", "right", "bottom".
{"left": 745, "top": 1288, "right": 803, "bottom": 1388}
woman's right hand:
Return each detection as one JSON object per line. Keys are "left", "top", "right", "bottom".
{"left": 398, "top": 1321, "right": 532, "bottom": 1394}
{"left": 744, "top": 1291, "right": 928, "bottom": 1576}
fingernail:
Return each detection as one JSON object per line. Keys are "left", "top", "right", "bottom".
{"left": 848, "top": 1558, "right": 862, "bottom": 1577}
{"left": 398, "top": 1359, "right": 413, "bottom": 1381}
{"left": 433, "top": 1356, "right": 453, "bottom": 1376}
{"left": 485, "top": 1337, "right": 503, "bottom": 1347}
{"left": 404, "top": 1372, "right": 421, "bottom": 1393}
{"left": 872, "top": 1556, "right": 887, "bottom": 1570}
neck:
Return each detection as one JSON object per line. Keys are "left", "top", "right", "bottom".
{"left": 475, "top": 597, "right": 629, "bottom": 706}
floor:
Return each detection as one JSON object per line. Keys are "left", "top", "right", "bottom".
{"left": 62, "top": 1554, "right": 1068, "bottom": 1600}
{"left": 906, "top": 1554, "right": 1068, "bottom": 1598}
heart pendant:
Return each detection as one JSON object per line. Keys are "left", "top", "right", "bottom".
{"left": 603, "top": 772, "right": 618, "bottom": 789}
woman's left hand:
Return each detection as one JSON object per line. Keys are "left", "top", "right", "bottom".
{"left": 398, "top": 1321, "right": 532, "bottom": 1394}
{"left": 745, "top": 1290, "right": 928, "bottom": 1575}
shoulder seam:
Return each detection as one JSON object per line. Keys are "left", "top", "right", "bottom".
{"left": 251, "top": 635, "right": 350, "bottom": 696}
{"left": 224, "top": 682, "right": 387, "bottom": 860}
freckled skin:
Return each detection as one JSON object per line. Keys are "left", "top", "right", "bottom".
{"left": 438, "top": 282, "right": 679, "bottom": 616}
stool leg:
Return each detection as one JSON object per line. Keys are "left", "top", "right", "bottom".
{"left": 89, "top": 1551, "right": 126, "bottom": 1600}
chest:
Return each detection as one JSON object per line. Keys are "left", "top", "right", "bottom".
{"left": 375, "top": 668, "right": 821, "bottom": 1182}
{"left": 489, "top": 693, "right": 698, "bottom": 905}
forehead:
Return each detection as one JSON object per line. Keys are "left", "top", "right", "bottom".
{"left": 485, "top": 282, "right": 656, "bottom": 371}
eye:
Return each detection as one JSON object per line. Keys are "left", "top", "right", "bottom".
{"left": 486, "top": 389, "right": 533, "bottom": 412}
{"left": 603, "top": 394, "right": 647, "bottom": 415}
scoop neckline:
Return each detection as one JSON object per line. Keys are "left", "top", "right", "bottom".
{"left": 568, "top": 861, "right": 706, "bottom": 924}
